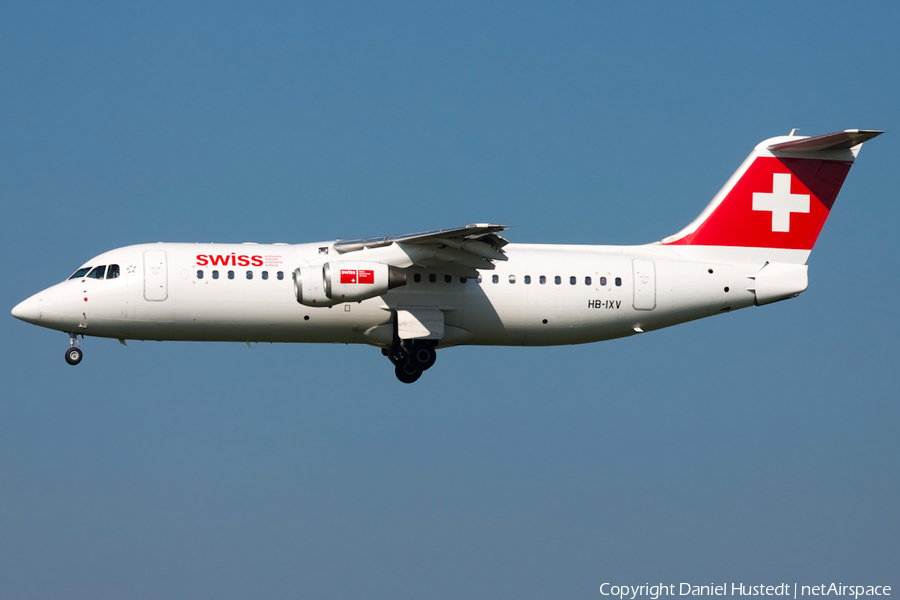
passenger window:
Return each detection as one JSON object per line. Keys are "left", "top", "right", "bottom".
{"left": 600, "top": 276, "right": 607, "bottom": 286}
{"left": 87, "top": 266, "right": 106, "bottom": 280}
{"left": 585, "top": 276, "right": 591, "bottom": 285}
{"left": 246, "top": 271, "right": 253, "bottom": 280}
{"left": 477, "top": 275, "right": 483, "bottom": 283}
{"left": 106, "top": 264, "right": 120, "bottom": 279}
{"left": 213, "top": 270, "right": 219, "bottom": 279}
{"left": 554, "top": 276, "right": 561, "bottom": 285}
{"left": 429, "top": 273, "right": 437, "bottom": 283}
{"left": 492, "top": 275, "right": 499, "bottom": 284}
{"left": 540, "top": 275, "right": 546, "bottom": 284}
{"left": 197, "top": 270, "right": 204, "bottom": 279}
{"left": 228, "top": 271, "right": 235, "bottom": 280}
{"left": 569, "top": 276, "right": 576, "bottom": 285}
{"left": 444, "top": 274, "right": 452, "bottom": 283}
{"left": 277, "top": 271, "right": 284, "bottom": 280}
{"left": 460, "top": 278, "right": 467, "bottom": 283}
{"left": 524, "top": 275, "right": 531, "bottom": 284}
{"left": 509, "top": 275, "right": 516, "bottom": 284}
{"left": 414, "top": 273, "right": 421, "bottom": 283}
{"left": 69, "top": 267, "right": 91, "bottom": 280}
{"left": 262, "top": 271, "right": 269, "bottom": 280}
{"left": 615, "top": 277, "right": 622, "bottom": 286}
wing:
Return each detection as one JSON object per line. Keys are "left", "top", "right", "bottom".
{"left": 333, "top": 223, "right": 509, "bottom": 278}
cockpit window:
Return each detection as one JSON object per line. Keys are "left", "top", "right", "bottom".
{"left": 87, "top": 266, "right": 107, "bottom": 279}
{"left": 69, "top": 267, "right": 91, "bottom": 280}
{"left": 88, "top": 265, "right": 106, "bottom": 279}
{"left": 106, "top": 264, "right": 120, "bottom": 279}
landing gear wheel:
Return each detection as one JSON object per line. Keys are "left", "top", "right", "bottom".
{"left": 410, "top": 345, "right": 437, "bottom": 371}
{"left": 65, "top": 347, "right": 83, "bottom": 365}
{"left": 395, "top": 361, "right": 422, "bottom": 384}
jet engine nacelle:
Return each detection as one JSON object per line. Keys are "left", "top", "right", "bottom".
{"left": 293, "top": 262, "right": 407, "bottom": 307}
{"left": 293, "top": 266, "right": 338, "bottom": 307}
{"left": 324, "top": 261, "right": 407, "bottom": 302}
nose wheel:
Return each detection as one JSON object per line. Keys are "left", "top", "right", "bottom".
{"left": 65, "top": 333, "right": 83, "bottom": 365}
{"left": 65, "top": 347, "right": 83, "bottom": 365}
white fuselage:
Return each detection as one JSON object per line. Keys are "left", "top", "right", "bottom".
{"left": 18, "top": 241, "right": 764, "bottom": 348}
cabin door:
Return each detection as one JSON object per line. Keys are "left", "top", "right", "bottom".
{"left": 632, "top": 259, "right": 656, "bottom": 310}
{"left": 143, "top": 250, "right": 169, "bottom": 301}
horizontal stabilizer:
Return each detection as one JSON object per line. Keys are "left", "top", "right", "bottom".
{"left": 768, "top": 130, "right": 883, "bottom": 153}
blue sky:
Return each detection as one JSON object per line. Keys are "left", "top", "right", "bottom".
{"left": 2, "top": 2, "right": 898, "bottom": 598}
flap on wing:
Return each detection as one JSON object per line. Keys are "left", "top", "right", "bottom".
{"left": 333, "top": 223, "right": 509, "bottom": 275}
{"left": 768, "top": 130, "right": 883, "bottom": 153}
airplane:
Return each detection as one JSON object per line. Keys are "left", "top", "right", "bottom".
{"left": 11, "top": 129, "right": 882, "bottom": 383}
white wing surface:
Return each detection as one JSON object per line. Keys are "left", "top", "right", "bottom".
{"left": 333, "top": 224, "right": 509, "bottom": 278}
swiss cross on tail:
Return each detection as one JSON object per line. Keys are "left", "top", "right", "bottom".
{"left": 752, "top": 173, "right": 810, "bottom": 232}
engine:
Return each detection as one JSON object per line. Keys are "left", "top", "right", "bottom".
{"left": 293, "top": 261, "right": 407, "bottom": 307}
{"left": 293, "top": 265, "right": 335, "bottom": 307}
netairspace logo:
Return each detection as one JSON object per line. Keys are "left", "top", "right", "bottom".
{"left": 599, "top": 584, "right": 891, "bottom": 600}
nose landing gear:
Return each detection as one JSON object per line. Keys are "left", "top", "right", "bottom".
{"left": 383, "top": 340, "right": 437, "bottom": 384}
{"left": 65, "top": 333, "right": 83, "bottom": 365}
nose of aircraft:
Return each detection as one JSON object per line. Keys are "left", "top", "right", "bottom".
{"left": 11, "top": 294, "right": 41, "bottom": 324}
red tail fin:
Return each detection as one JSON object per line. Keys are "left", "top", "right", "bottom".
{"left": 662, "top": 130, "right": 881, "bottom": 260}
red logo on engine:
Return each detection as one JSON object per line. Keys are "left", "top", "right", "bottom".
{"left": 339, "top": 269, "right": 375, "bottom": 284}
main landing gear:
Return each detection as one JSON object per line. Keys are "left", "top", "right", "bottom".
{"left": 383, "top": 340, "right": 437, "bottom": 384}
{"left": 65, "top": 333, "right": 83, "bottom": 365}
